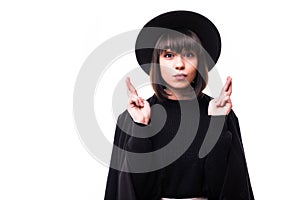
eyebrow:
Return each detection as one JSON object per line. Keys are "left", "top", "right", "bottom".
{"left": 160, "top": 49, "right": 176, "bottom": 55}
{"left": 161, "top": 49, "right": 195, "bottom": 54}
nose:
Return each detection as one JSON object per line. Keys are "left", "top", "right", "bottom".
{"left": 175, "top": 56, "right": 185, "bottom": 70}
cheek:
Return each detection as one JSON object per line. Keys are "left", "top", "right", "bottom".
{"left": 189, "top": 63, "right": 197, "bottom": 81}
{"left": 187, "top": 59, "right": 198, "bottom": 72}
{"left": 160, "top": 65, "right": 171, "bottom": 79}
{"left": 190, "top": 60, "right": 198, "bottom": 77}
{"left": 159, "top": 59, "right": 172, "bottom": 69}
{"left": 159, "top": 61, "right": 175, "bottom": 76}
{"left": 189, "top": 68, "right": 197, "bottom": 82}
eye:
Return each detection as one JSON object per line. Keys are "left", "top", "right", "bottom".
{"left": 184, "top": 52, "right": 195, "bottom": 58}
{"left": 163, "top": 52, "right": 174, "bottom": 58}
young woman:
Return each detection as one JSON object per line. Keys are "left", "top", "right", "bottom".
{"left": 105, "top": 11, "right": 254, "bottom": 200}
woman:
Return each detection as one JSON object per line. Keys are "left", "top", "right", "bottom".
{"left": 105, "top": 11, "right": 254, "bottom": 200}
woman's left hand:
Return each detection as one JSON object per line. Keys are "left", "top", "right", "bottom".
{"left": 208, "top": 76, "right": 233, "bottom": 116}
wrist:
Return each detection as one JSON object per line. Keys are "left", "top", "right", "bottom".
{"left": 133, "top": 117, "right": 150, "bottom": 125}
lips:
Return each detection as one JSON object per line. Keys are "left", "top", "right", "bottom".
{"left": 173, "top": 73, "right": 187, "bottom": 80}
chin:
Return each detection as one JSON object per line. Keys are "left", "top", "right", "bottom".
{"left": 169, "top": 83, "right": 193, "bottom": 90}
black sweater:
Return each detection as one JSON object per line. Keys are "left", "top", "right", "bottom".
{"left": 104, "top": 94, "right": 254, "bottom": 200}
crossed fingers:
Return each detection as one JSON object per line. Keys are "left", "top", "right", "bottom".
{"left": 126, "top": 77, "right": 144, "bottom": 108}
{"left": 215, "top": 76, "right": 232, "bottom": 107}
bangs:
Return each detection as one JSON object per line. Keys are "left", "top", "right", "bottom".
{"left": 155, "top": 30, "right": 203, "bottom": 55}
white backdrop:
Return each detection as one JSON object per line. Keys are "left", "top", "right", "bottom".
{"left": 1, "top": 0, "right": 299, "bottom": 199}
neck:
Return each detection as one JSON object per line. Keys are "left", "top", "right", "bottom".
{"left": 164, "top": 87, "right": 197, "bottom": 100}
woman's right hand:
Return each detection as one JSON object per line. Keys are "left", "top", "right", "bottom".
{"left": 126, "top": 77, "right": 151, "bottom": 125}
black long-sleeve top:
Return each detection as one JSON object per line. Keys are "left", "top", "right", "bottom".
{"left": 104, "top": 94, "right": 254, "bottom": 200}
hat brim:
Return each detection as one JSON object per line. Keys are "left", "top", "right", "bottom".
{"left": 135, "top": 10, "right": 221, "bottom": 74}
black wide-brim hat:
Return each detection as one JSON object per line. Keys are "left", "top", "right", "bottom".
{"left": 135, "top": 10, "right": 221, "bottom": 74}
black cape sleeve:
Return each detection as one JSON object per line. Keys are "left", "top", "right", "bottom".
{"left": 221, "top": 111, "right": 254, "bottom": 199}
{"left": 204, "top": 111, "right": 255, "bottom": 200}
{"left": 104, "top": 107, "right": 160, "bottom": 200}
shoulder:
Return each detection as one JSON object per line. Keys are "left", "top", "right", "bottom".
{"left": 198, "top": 93, "right": 212, "bottom": 110}
{"left": 201, "top": 93, "right": 213, "bottom": 102}
{"left": 146, "top": 94, "right": 159, "bottom": 106}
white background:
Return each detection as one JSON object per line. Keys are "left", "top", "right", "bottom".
{"left": 1, "top": 0, "right": 300, "bottom": 199}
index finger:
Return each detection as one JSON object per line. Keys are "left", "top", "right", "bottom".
{"left": 126, "top": 77, "right": 138, "bottom": 96}
{"left": 227, "top": 79, "right": 232, "bottom": 96}
{"left": 223, "top": 76, "right": 232, "bottom": 92}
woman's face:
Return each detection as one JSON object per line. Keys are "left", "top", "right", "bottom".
{"left": 159, "top": 49, "right": 198, "bottom": 90}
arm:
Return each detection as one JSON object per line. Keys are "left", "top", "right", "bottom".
{"left": 204, "top": 111, "right": 254, "bottom": 200}
{"left": 219, "top": 111, "right": 255, "bottom": 200}
{"left": 104, "top": 98, "right": 160, "bottom": 200}
{"left": 206, "top": 77, "right": 254, "bottom": 199}
{"left": 104, "top": 111, "right": 159, "bottom": 200}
